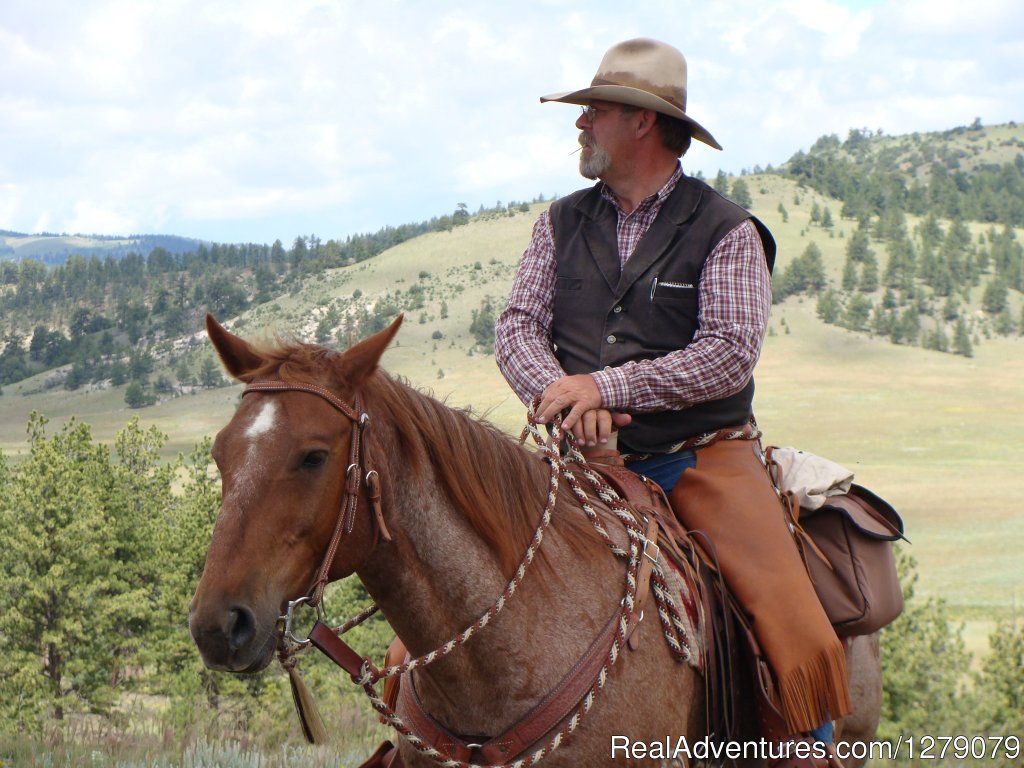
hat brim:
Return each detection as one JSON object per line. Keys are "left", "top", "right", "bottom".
{"left": 541, "top": 85, "right": 722, "bottom": 151}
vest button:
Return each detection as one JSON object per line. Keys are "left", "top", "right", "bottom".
{"left": 606, "top": 335, "right": 616, "bottom": 344}
{"left": 613, "top": 305, "right": 623, "bottom": 313}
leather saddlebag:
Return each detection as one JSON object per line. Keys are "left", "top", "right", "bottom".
{"left": 799, "top": 484, "right": 906, "bottom": 636}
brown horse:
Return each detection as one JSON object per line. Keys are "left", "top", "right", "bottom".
{"left": 189, "top": 314, "right": 881, "bottom": 767}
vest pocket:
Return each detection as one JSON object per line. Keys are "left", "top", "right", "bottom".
{"left": 645, "top": 286, "right": 699, "bottom": 352}
{"left": 555, "top": 276, "right": 584, "bottom": 292}
{"left": 651, "top": 282, "right": 696, "bottom": 301}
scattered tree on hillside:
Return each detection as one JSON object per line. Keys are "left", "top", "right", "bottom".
{"left": 200, "top": 357, "right": 225, "bottom": 388}
{"left": 982, "top": 277, "right": 1009, "bottom": 314}
{"left": 994, "top": 306, "right": 1017, "bottom": 336}
{"left": 125, "top": 380, "right": 156, "bottom": 408}
{"left": 773, "top": 242, "right": 827, "bottom": 303}
{"left": 841, "top": 255, "right": 859, "bottom": 292}
{"left": 816, "top": 290, "right": 842, "bottom": 324}
{"left": 842, "top": 294, "right": 873, "bottom": 331}
{"left": 713, "top": 170, "right": 730, "bottom": 197}
{"left": 953, "top": 318, "right": 973, "bottom": 357}
{"left": 469, "top": 299, "right": 497, "bottom": 354}
{"left": 730, "top": 178, "right": 753, "bottom": 209}
{"left": 859, "top": 251, "right": 880, "bottom": 293}
{"left": 176, "top": 359, "right": 195, "bottom": 387}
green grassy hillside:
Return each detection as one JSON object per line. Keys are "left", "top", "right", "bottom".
{"left": 2, "top": 128, "right": 1021, "bottom": 660}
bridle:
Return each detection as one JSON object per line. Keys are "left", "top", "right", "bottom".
{"left": 241, "top": 379, "right": 392, "bottom": 609}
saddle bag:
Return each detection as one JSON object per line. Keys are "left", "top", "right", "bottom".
{"left": 798, "top": 484, "right": 906, "bottom": 636}
{"left": 766, "top": 447, "right": 906, "bottom": 637}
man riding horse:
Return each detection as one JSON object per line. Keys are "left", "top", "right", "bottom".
{"left": 495, "top": 38, "right": 850, "bottom": 768}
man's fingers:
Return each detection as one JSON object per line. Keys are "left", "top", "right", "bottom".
{"left": 611, "top": 412, "right": 632, "bottom": 428}
{"left": 569, "top": 409, "right": 621, "bottom": 446}
{"left": 595, "top": 409, "right": 615, "bottom": 444}
{"left": 560, "top": 401, "right": 587, "bottom": 433}
{"left": 537, "top": 374, "right": 601, "bottom": 425}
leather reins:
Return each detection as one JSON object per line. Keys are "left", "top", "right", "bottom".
{"left": 241, "top": 380, "right": 391, "bottom": 607}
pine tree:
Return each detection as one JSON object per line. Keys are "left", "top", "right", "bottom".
{"left": 469, "top": 299, "right": 497, "bottom": 353}
{"left": 729, "top": 178, "right": 753, "bottom": 209}
{"left": 713, "top": 170, "right": 730, "bottom": 197}
{"left": 200, "top": 357, "right": 224, "bottom": 388}
{"left": 859, "top": 252, "right": 880, "bottom": 292}
{"left": 0, "top": 416, "right": 165, "bottom": 729}
{"left": 846, "top": 226, "right": 872, "bottom": 264}
{"left": 879, "top": 551, "right": 972, "bottom": 742}
{"left": 994, "top": 307, "right": 1016, "bottom": 336}
{"left": 816, "top": 290, "right": 842, "bottom": 324}
{"left": 842, "top": 255, "right": 859, "bottom": 292}
{"left": 971, "top": 621, "right": 1024, "bottom": 765}
{"left": 843, "top": 294, "right": 873, "bottom": 331}
{"left": 982, "top": 278, "right": 1009, "bottom": 314}
{"left": 953, "top": 318, "right": 973, "bottom": 357}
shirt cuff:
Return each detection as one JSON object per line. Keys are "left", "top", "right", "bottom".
{"left": 590, "top": 366, "right": 631, "bottom": 411}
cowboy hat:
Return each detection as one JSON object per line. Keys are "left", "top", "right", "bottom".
{"left": 540, "top": 38, "right": 721, "bottom": 151}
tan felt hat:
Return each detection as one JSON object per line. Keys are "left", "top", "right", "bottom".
{"left": 541, "top": 38, "right": 721, "bottom": 150}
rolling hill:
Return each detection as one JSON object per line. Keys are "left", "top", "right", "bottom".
{"left": 1, "top": 121, "right": 1022, "bottom": 657}
{"left": 0, "top": 231, "right": 206, "bottom": 265}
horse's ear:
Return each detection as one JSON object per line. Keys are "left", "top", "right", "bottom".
{"left": 206, "top": 313, "right": 265, "bottom": 379}
{"left": 341, "top": 314, "right": 403, "bottom": 386}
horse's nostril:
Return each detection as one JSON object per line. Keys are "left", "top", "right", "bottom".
{"left": 227, "top": 606, "right": 256, "bottom": 651}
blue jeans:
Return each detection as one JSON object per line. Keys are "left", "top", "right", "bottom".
{"left": 809, "top": 720, "right": 834, "bottom": 743}
{"left": 627, "top": 448, "right": 835, "bottom": 745}
{"left": 625, "top": 450, "right": 696, "bottom": 493}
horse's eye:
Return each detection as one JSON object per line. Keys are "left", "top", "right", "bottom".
{"left": 300, "top": 450, "right": 328, "bottom": 469}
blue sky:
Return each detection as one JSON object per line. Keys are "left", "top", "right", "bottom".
{"left": 1, "top": 0, "right": 1021, "bottom": 245}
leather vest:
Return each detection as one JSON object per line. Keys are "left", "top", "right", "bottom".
{"left": 549, "top": 175, "right": 775, "bottom": 453}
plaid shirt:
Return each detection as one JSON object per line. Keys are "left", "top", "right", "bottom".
{"left": 495, "top": 165, "right": 771, "bottom": 413}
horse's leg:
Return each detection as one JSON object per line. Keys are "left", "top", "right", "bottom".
{"left": 835, "top": 632, "right": 882, "bottom": 768}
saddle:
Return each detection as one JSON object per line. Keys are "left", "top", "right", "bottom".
{"left": 588, "top": 449, "right": 847, "bottom": 768}
{"left": 581, "top": 448, "right": 768, "bottom": 747}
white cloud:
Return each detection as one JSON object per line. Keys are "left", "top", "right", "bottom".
{"left": 66, "top": 200, "right": 137, "bottom": 236}
{"left": 0, "top": 0, "right": 1020, "bottom": 242}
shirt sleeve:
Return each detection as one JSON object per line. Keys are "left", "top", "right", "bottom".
{"left": 494, "top": 210, "right": 567, "bottom": 405}
{"left": 590, "top": 218, "right": 771, "bottom": 412}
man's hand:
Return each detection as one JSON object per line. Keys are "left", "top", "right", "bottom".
{"left": 537, "top": 374, "right": 632, "bottom": 446}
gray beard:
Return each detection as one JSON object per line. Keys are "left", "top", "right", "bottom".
{"left": 579, "top": 137, "right": 611, "bottom": 180}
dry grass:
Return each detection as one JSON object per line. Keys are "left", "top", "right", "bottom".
{"left": 2, "top": 180, "right": 1020, "bottom": 631}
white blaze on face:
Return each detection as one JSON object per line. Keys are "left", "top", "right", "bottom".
{"left": 227, "top": 399, "right": 281, "bottom": 511}
{"left": 245, "top": 399, "right": 280, "bottom": 441}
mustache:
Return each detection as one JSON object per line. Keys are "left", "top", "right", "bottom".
{"left": 570, "top": 131, "right": 593, "bottom": 155}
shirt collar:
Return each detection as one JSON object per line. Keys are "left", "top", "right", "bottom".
{"left": 599, "top": 163, "right": 684, "bottom": 215}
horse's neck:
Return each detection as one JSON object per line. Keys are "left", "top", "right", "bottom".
{"left": 355, "top": 451, "right": 626, "bottom": 731}
{"left": 360, "top": 466, "right": 511, "bottom": 652}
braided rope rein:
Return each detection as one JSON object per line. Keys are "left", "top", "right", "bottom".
{"left": 546, "top": 434, "right": 695, "bottom": 666}
{"left": 294, "top": 410, "right": 698, "bottom": 768}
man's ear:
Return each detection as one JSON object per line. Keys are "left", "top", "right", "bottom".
{"left": 634, "top": 108, "right": 659, "bottom": 140}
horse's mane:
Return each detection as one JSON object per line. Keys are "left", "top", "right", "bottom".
{"left": 240, "top": 337, "right": 596, "bottom": 577}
